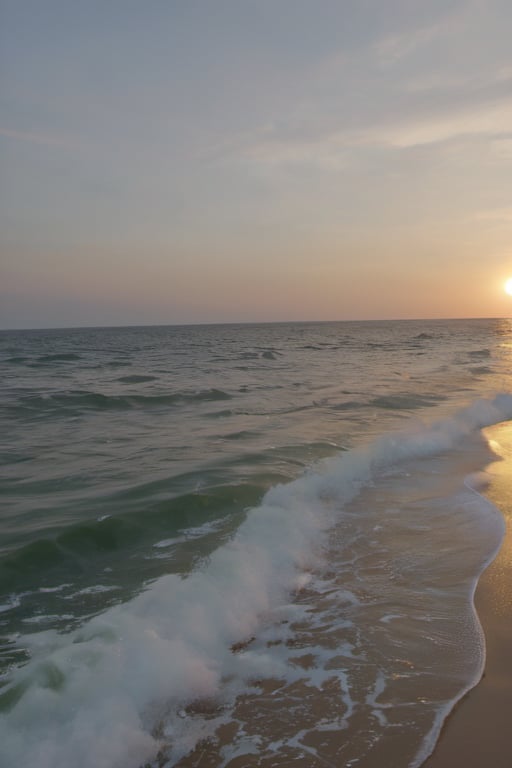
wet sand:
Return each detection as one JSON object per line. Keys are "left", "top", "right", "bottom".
{"left": 423, "top": 421, "right": 512, "bottom": 768}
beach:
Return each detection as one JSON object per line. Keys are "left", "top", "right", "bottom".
{"left": 424, "top": 421, "right": 512, "bottom": 768}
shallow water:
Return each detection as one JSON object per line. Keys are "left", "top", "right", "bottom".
{"left": 1, "top": 318, "right": 512, "bottom": 767}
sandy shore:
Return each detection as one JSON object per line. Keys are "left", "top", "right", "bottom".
{"left": 423, "top": 421, "right": 512, "bottom": 768}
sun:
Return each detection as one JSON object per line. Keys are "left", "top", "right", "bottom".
{"left": 506, "top": 278, "right": 512, "bottom": 296}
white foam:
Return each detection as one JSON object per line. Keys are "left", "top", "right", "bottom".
{"left": 21, "top": 614, "right": 74, "bottom": 625}
{"left": 2, "top": 393, "right": 512, "bottom": 768}
{"left": 39, "top": 584, "right": 73, "bottom": 594}
{"left": 153, "top": 518, "right": 225, "bottom": 550}
{"left": 71, "top": 585, "right": 121, "bottom": 596}
{"left": 0, "top": 595, "right": 21, "bottom": 614}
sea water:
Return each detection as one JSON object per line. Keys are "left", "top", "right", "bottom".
{"left": 1, "top": 318, "right": 512, "bottom": 767}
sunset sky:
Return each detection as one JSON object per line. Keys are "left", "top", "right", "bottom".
{"left": 2, "top": 0, "right": 512, "bottom": 328}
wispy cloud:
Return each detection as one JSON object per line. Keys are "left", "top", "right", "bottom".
{"left": 0, "top": 127, "right": 80, "bottom": 149}
{"left": 230, "top": 96, "right": 512, "bottom": 175}
{"left": 236, "top": 136, "right": 349, "bottom": 172}
{"left": 360, "top": 98, "right": 512, "bottom": 148}
{"left": 374, "top": 16, "right": 456, "bottom": 67}
{"left": 475, "top": 207, "right": 512, "bottom": 222}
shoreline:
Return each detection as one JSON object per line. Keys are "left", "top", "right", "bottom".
{"left": 422, "top": 421, "right": 512, "bottom": 768}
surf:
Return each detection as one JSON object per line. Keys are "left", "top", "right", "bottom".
{"left": 2, "top": 393, "right": 512, "bottom": 768}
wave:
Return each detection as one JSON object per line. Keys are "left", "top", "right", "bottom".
{"left": 12, "top": 388, "right": 233, "bottom": 416}
{"left": 1, "top": 394, "right": 512, "bottom": 768}
{"left": 115, "top": 375, "right": 159, "bottom": 384}
{"left": 221, "top": 429, "right": 260, "bottom": 441}
{"left": 326, "top": 399, "right": 366, "bottom": 411}
{"left": 370, "top": 393, "right": 447, "bottom": 410}
{"left": 35, "top": 353, "right": 83, "bottom": 363}
{"left": 0, "top": 482, "right": 265, "bottom": 595}
{"left": 235, "top": 349, "right": 283, "bottom": 361}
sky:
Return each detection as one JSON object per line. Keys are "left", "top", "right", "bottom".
{"left": 1, "top": 0, "right": 512, "bottom": 328}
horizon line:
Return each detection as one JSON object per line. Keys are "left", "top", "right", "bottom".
{"left": 0, "top": 315, "right": 508, "bottom": 333}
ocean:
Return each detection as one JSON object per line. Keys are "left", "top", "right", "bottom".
{"left": 1, "top": 318, "right": 511, "bottom": 768}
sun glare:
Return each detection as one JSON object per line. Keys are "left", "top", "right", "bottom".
{"left": 505, "top": 278, "right": 512, "bottom": 296}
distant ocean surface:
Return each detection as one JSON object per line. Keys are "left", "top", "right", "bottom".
{"left": 1, "top": 318, "right": 512, "bottom": 768}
